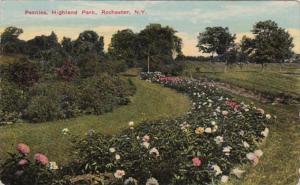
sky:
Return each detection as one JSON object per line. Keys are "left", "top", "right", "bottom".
{"left": 1, "top": 0, "right": 300, "bottom": 56}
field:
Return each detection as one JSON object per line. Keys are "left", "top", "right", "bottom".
{"left": 183, "top": 62, "right": 300, "bottom": 99}
{"left": 0, "top": 75, "right": 190, "bottom": 165}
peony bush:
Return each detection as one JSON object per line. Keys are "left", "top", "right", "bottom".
{"left": 0, "top": 75, "right": 273, "bottom": 185}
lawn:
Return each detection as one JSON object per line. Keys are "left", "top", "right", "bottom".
{"left": 0, "top": 76, "right": 190, "bottom": 165}
{"left": 183, "top": 62, "right": 300, "bottom": 99}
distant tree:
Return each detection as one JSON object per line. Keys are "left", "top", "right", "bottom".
{"left": 108, "top": 29, "right": 138, "bottom": 67}
{"left": 197, "top": 27, "right": 235, "bottom": 63}
{"left": 137, "top": 24, "right": 182, "bottom": 72}
{"left": 245, "top": 20, "right": 294, "bottom": 71}
{"left": 0, "top": 27, "right": 25, "bottom": 54}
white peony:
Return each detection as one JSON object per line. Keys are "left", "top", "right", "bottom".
{"left": 243, "top": 141, "right": 250, "bottom": 148}
{"left": 49, "top": 161, "right": 59, "bottom": 170}
{"left": 221, "top": 175, "right": 229, "bottom": 183}
{"left": 142, "top": 141, "right": 150, "bottom": 149}
{"left": 205, "top": 127, "right": 212, "bottom": 133}
{"left": 266, "top": 114, "right": 271, "bottom": 119}
{"left": 115, "top": 154, "right": 121, "bottom": 160}
{"left": 114, "top": 170, "right": 125, "bottom": 178}
{"left": 146, "top": 177, "right": 159, "bottom": 185}
{"left": 214, "top": 136, "right": 224, "bottom": 145}
{"left": 261, "top": 128, "right": 269, "bottom": 137}
{"left": 109, "top": 148, "right": 116, "bottom": 153}
{"left": 128, "top": 121, "right": 134, "bottom": 126}
{"left": 124, "top": 177, "right": 138, "bottom": 185}
{"left": 231, "top": 168, "right": 245, "bottom": 178}
{"left": 254, "top": 149, "right": 263, "bottom": 158}
{"left": 149, "top": 147, "right": 160, "bottom": 157}
{"left": 212, "top": 164, "right": 222, "bottom": 176}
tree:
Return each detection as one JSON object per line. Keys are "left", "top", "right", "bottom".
{"left": 0, "top": 27, "right": 25, "bottom": 54}
{"left": 197, "top": 27, "right": 235, "bottom": 63}
{"left": 137, "top": 24, "right": 182, "bottom": 73}
{"left": 108, "top": 29, "right": 138, "bottom": 67}
{"left": 245, "top": 20, "right": 294, "bottom": 71}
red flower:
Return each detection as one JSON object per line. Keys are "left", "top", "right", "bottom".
{"left": 192, "top": 157, "right": 202, "bottom": 167}
{"left": 16, "top": 143, "right": 30, "bottom": 156}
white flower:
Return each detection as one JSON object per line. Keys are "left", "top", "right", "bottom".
{"left": 142, "top": 141, "right": 150, "bottom": 149}
{"left": 266, "top": 114, "right": 271, "bottom": 119}
{"left": 149, "top": 147, "right": 160, "bottom": 157}
{"left": 109, "top": 148, "right": 116, "bottom": 153}
{"left": 205, "top": 127, "right": 212, "bottom": 133}
{"left": 223, "top": 146, "right": 232, "bottom": 155}
{"left": 124, "top": 177, "right": 138, "bottom": 185}
{"left": 114, "top": 170, "right": 125, "bottom": 178}
{"left": 261, "top": 128, "right": 269, "bottom": 137}
{"left": 244, "top": 108, "right": 249, "bottom": 112}
{"left": 212, "top": 164, "right": 222, "bottom": 176}
{"left": 48, "top": 161, "right": 59, "bottom": 170}
{"left": 62, "top": 128, "right": 69, "bottom": 135}
{"left": 221, "top": 175, "right": 229, "bottom": 183}
{"left": 129, "top": 121, "right": 134, "bottom": 127}
{"left": 0, "top": 180, "right": 4, "bottom": 185}
{"left": 115, "top": 154, "right": 121, "bottom": 160}
{"left": 211, "top": 121, "right": 216, "bottom": 125}
{"left": 222, "top": 110, "right": 229, "bottom": 116}
{"left": 212, "top": 125, "right": 218, "bottom": 132}
{"left": 254, "top": 149, "right": 263, "bottom": 158}
{"left": 243, "top": 141, "right": 250, "bottom": 148}
{"left": 146, "top": 177, "right": 159, "bottom": 185}
{"left": 246, "top": 152, "right": 257, "bottom": 161}
{"left": 231, "top": 168, "right": 245, "bottom": 178}
{"left": 214, "top": 136, "right": 224, "bottom": 145}
{"left": 239, "top": 130, "right": 245, "bottom": 136}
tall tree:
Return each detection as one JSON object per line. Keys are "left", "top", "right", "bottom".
{"left": 108, "top": 29, "right": 138, "bottom": 67}
{"left": 0, "top": 27, "right": 25, "bottom": 54}
{"left": 246, "top": 20, "right": 294, "bottom": 71}
{"left": 197, "top": 27, "right": 235, "bottom": 63}
{"left": 137, "top": 24, "right": 182, "bottom": 73}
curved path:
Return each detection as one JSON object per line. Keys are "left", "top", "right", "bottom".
{"left": 0, "top": 77, "right": 190, "bottom": 164}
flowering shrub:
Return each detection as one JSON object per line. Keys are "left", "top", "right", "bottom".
{"left": 68, "top": 76, "right": 272, "bottom": 185}
{"left": 0, "top": 144, "right": 54, "bottom": 185}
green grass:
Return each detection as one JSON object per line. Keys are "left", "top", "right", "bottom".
{"left": 221, "top": 93, "right": 300, "bottom": 185}
{"left": 0, "top": 77, "right": 190, "bottom": 165}
{"left": 184, "top": 62, "right": 300, "bottom": 98}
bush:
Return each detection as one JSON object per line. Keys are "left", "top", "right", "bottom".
{"left": 6, "top": 57, "right": 40, "bottom": 86}
{"left": 24, "top": 96, "right": 61, "bottom": 122}
{"left": 0, "top": 81, "right": 28, "bottom": 124}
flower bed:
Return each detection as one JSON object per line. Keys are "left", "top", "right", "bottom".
{"left": 0, "top": 75, "right": 273, "bottom": 185}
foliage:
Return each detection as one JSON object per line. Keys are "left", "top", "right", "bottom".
{"left": 56, "top": 60, "right": 80, "bottom": 82}
{"left": 6, "top": 57, "right": 40, "bottom": 86}
{"left": 197, "top": 27, "right": 236, "bottom": 60}
{"left": 241, "top": 20, "right": 294, "bottom": 70}
{"left": 0, "top": 26, "right": 26, "bottom": 54}
{"left": 0, "top": 145, "right": 54, "bottom": 185}
{"left": 0, "top": 80, "right": 29, "bottom": 124}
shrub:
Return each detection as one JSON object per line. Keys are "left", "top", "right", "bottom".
{"left": 0, "top": 144, "right": 54, "bottom": 185}
{"left": 0, "top": 81, "right": 28, "bottom": 124}
{"left": 24, "top": 95, "right": 61, "bottom": 122}
{"left": 56, "top": 60, "right": 79, "bottom": 82}
{"left": 6, "top": 57, "right": 40, "bottom": 86}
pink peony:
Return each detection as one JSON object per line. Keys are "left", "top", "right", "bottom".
{"left": 256, "top": 108, "right": 265, "bottom": 115}
{"left": 16, "top": 143, "right": 30, "bottom": 155}
{"left": 18, "top": 159, "right": 29, "bottom": 166}
{"left": 222, "top": 110, "right": 229, "bottom": 116}
{"left": 192, "top": 157, "right": 202, "bottom": 167}
{"left": 34, "top": 153, "right": 49, "bottom": 165}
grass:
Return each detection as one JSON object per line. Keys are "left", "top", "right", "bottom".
{"left": 0, "top": 77, "right": 190, "bottom": 165}
{"left": 184, "top": 62, "right": 300, "bottom": 98}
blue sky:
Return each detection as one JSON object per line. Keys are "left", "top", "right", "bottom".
{"left": 1, "top": 0, "right": 299, "bottom": 55}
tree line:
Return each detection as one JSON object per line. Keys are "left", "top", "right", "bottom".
{"left": 0, "top": 20, "right": 295, "bottom": 74}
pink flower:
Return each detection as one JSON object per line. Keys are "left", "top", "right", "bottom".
{"left": 149, "top": 147, "right": 160, "bottom": 157}
{"left": 34, "top": 153, "right": 49, "bottom": 165}
{"left": 222, "top": 110, "right": 229, "bottom": 116}
{"left": 16, "top": 143, "right": 30, "bottom": 155}
{"left": 143, "top": 135, "right": 150, "bottom": 142}
{"left": 256, "top": 108, "right": 265, "bottom": 115}
{"left": 18, "top": 159, "right": 28, "bottom": 166}
{"left": 192, "top": 157, "right": 202, "bottom": 167}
